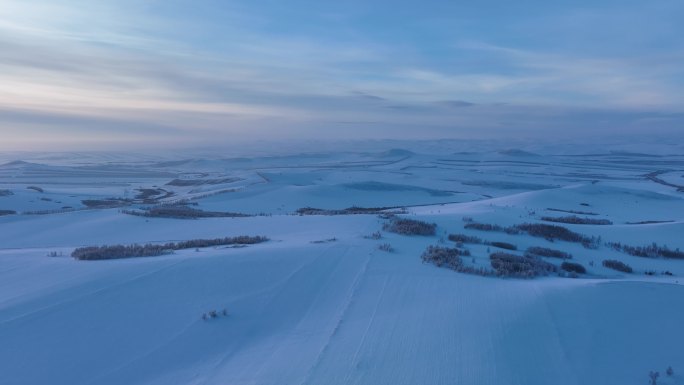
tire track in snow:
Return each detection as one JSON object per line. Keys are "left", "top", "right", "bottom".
{"left": 0, "top": 258, "right": 188, "bottom": 326}
{"left": 297, "top": 249, "right": 374, "bottom": 385}
{"left": 192, "top": 243, "right": 352, "bottom": 385}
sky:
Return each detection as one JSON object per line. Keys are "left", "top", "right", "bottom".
{"left": 0, "top": 0, "right": 683, "bottom": 150}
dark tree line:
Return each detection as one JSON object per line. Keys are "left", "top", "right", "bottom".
{"left": 383, "top": 217, "right": 437, "bottom": 236}
{"left": 72, "top": 236, "right": 268, "bottom": 260}
{"left": 297, "top": 206, "right": 406, "bottom": 216}
{"left": 489, "top": 252, "right": 557, "bottom": 278}
{"left": 606, "top": 242, "right": 684, "bottom": 259}
{"left": 541, "top": 215, "right": 612, "bottom": 225}
{"left": 525, "top": 246, "right": 573, "bottom": 259}
{"left": 122, "top": 205, "right": 251, "bottom": 219}
{"left": 602, "top": 259, "right": 633, "bottom": 273}
{"left": 561, "top": 261, "right": 586, "bottom": 274}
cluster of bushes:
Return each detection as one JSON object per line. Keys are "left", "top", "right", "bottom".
{"left": 490, "top": 241, "right": 517, "bottom": 251}
{"left": 297, "top": 206, "right": 406, "bottom": 216}
{"left": 0, "top": 189, "right": 13, "bottom": 196}
{"left": 602, "top": 259, "right": 633, "bottom": 273}
{"left": 122, "top": 205, "right": 250, "bottom": 219}
{"left": 541, "top": 215, "right": 613, "bottom": 225}
{"left": 383, "top": 217, "right": 437, "bottom": 236}
{"left": 489, "top": 252, "right": 557, "bottom": 278}
{"left": 201, "top": 308, "right": 228, "bottom": 320}
{"left": 607, "top": 242, "right": 684, "bottom": 259}
{"left": 524, "top": 246, "right": 572, "bottom": 259}
{"left": 134, "top": 188, "right": 174, "bottom": 202}
{"left": 72, "top": 235, "right": 268, "bottom": 260}
{"left": 421, "top": 245, "right": 471, "bottom": 270}
{"left": 82, "top": 198, "right": 132, "bottom": 208}
{"left": 447, "top": 233, "right": 483, "bottom": 244}
{"left": 364, "top": 231, "right": 383, "bottom": 240}
{"left": 561, "top": 261, "right": 586, "bottom": 274}
{"left": 464, "top": 222, "right": 520, "bottom": 234}
{"left": 0, "top": 210, "right": 16, "bottom": 216}
{"left": 378, "top": 243, "right": 394, "bottom": 252}
{"left": 514, "top": 223, "right": 599, "bottom": 248}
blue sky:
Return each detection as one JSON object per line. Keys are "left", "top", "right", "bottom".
{"left": 1, "top": 0, "right": 682, "bottom": 149}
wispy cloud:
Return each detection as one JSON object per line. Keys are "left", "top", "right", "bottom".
{"left": 0, "top": 0, "right": 682, "bottom": 150}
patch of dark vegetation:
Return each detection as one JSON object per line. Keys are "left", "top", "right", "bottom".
{"left": 378, "top": 243, "right": 394, "bottom": 252}
{"left": 561, "top": 261, "right": 586, "bottom": 274}
{"left": 135, "top": 188, "right": 175, "bottom": 203}
{"left": 580, "top": 203, "right": 590, "bottom": 206}
{"left": 310, "top": 238, "right": 337, "bottom": 244}
{"left": 607, "top": 242, "right": 684, "bottom": 259}
{"left": 364, "top": 231, "right": 383, "bottom": 240}
{"left": 297, "top": 206, "right": 406, "bottom": 216}
{"left": 490, "top": 241, "right": 517, "bottom": 251}
{"left": 82, "top": 198, "right": 132, "bottom": 208}
{"left": 167, "top": 177, "right": 242, "bottom": 186}
{"left": 383, "top": 217, "right": 437, "bottom": 236}
{"left": 541, "top": 215, "right": 613, "bottom": 225}
{"left": 489, "top": 252, "right": 557, "bottom": 278}
{"left": 625, "top": 220, "right": 675, "bottom": 225}
{"left": 122, "top": 205, "right": 251, "bottom": 219}
{"left": 72, "top": 235, "right": 268, "bottom": 260}
{"left": 514, "top": 223, "right": 599, "bottom": 248}
{"left": 462, "top": 221, "right": 598, "bottom": 248}
{"left": 421, "top": 245, "right": 474, "bottom": 271}
{"left": 602, "top": 259, "right": 633, "bottom": 273}
{"left": 448, "top": 233, "right": 484, "bottom": 244}
{"left": 464, "top": 222, "right": 520, "bottom": 234}
{"left": 0, "top": 209, "right": 17, "bottom": 216}
{"left": 40, "top": 197, "right": 52, "bottom": 201}
{"left": 201, "top": 308, "right": 229, "bottom": 320}
{"left": 0, "top": 189, "right": 13, "bottom": 196}
{"left": 547, "top": 208, "right": 598, "bottom": 216}
{"left": 27, "top": 186, "right": 44, "bottom": 193}
{"left": 525, "top": 246, "right": 572, "bottom": 259}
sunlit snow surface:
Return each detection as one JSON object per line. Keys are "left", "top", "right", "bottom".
{"left": 1, "top": 146, "right": 683, "bottom": 385}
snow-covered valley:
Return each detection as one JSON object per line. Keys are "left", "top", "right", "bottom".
{"left": 1, "top": 147, "right": 683, "bottom": 385}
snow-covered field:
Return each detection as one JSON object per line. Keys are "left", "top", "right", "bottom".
{"left": 1, "top": 146, "right": 683, "bottom": 385}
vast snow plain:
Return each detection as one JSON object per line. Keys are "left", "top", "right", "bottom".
{"left": 1, "top": 145, "right": 683, "bottom": 385}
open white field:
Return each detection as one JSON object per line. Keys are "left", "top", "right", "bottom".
{"left": 1, "top": 147, "right": 683, "bottom": 385}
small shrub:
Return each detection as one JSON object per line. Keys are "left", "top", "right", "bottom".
{"left": 0, "top": 210, "right": 16, "bottom": 216}
{"left": 27, "top": 186, "right": 44, "bottom": 193}
{"left": 489, "top": 241, "right": 517, "bottom": 251}
{"left": 561, "top": 261, "right": 586, "bottom": 274}
{"left": 602, "top": 259, "right": 632, "bottom": 273}
{"left": 525, "top": 246, "right": 572, "bottom": 259}
{"left": 378, "top": 243, "right": 394, "bottom": 252}
{"left": 383, "top": 217, "right": 436, "bottom": 236}
{"left": 649, "top": 371, "right": 659, "bottom": 385}
{"left": 666, "top": 366, "right": 674, "bottom": 376}
{"left": 0, "top": 189, "right": 14, "bottom": 196}
{"left": 365, "top": 231, "right": 382, "bottom": 240}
